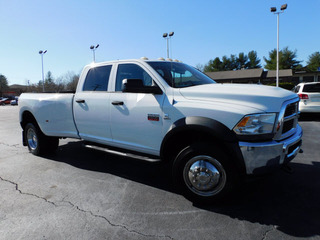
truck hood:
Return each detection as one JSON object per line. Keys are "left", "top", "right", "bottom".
{"left": 179, "top": 84, "right": 298, "bottom": 112}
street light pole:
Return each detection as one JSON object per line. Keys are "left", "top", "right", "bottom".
{"left": 90, "top": 44, "right": 99, "bottom": 62}
{"left": 162, "top": 32, "right": 174, "bottom": 59}
{"left": 270, "top": 4, "right": 287, "bottom": 87}
{"left": 39, "top": 50, "right": 47, "bottom": 92}
{"left": 277, "top": 13, "right": 279, "bottom": 87}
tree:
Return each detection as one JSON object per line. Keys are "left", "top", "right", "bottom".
{"left": 264, "top": 47, "right": 302, "bottom": 70}
{"left": 221, "top": 55, "right": 233, "bottom": 71}
{"left": 195, "top": 63, "right": 204, "bottom": 72}
{"left": 236, "top": 52, "right": 249, "bottom": 70}
{"left": 66, "top": 74, "right": 80, "bottom": 92}
{"left": 44, "top": 71, "right": 57, "bottom": 92}
{"left": 203, "top": 57, "right": 222, "bottom": 72}
{"left": 58, "top": 71, "right": 79, "bottom": 92}
{"left": 0, "top": 74, "right": 9, "bottom": 97}
{"left": 306, "top": 52, "right": 320, "bottom": 71}
{"left": 247, "top": 51, "right": 261, "bottom": 69}
{"left": 203, "top": 50, "right": 262, "bottom": 72}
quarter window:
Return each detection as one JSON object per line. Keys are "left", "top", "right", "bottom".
{"left": 83, "top": 65, "right": 112, "bottom": 91}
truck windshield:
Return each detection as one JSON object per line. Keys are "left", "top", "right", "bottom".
{"left": 147, "top": 61, "right": 216, "bottom": 88}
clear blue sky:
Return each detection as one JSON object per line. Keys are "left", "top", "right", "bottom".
{"left": 0, "top": 0, "right": 319, "bottom": 85}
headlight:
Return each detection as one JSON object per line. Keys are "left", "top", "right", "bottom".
{"left": 233, "top": 113, "right": 277, "bottom": 141}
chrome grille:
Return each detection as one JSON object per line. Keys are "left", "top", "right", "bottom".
{"left": 274, "top": 98, "right": 300, "bottom": 141}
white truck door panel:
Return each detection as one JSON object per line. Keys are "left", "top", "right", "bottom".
{"left": 73, "top": 64, "right": 113, "bottom": 143}
{"left": 110, "top": 92, "right": 164, "bottom": 154}
{"left": 109, "top": 63, "right": 164, "bottom": 155}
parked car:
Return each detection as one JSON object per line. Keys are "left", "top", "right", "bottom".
{"left": 0, "top": 98, "right": 11, "bottom": 105}
{"left": 293, "top": 82, "right": 320, "bottom": 113}
{"left": 10, "top": 97, "right": 19, "bottom": 105}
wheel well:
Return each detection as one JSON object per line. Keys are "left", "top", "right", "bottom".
{"left": 21, "top": 111, "right": 38, "bottom": 129}
{"left": 160, "top": 128, "right": 246, "bottom": 175}
{"left": 161, "top": 129, "right": 227, "bottom": 162}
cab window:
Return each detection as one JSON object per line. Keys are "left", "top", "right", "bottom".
{"left": 83, "top": 65, "right": 112, "bottom": 91}
{"left": 115, "top": 64, "right": 153, "bottom": 91}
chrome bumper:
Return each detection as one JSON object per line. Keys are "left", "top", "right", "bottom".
{"left": 239, "top": 124, "right": 303, "bottom": 174}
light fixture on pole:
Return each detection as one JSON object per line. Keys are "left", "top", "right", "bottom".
{"left": 90, "top": 44, "right": 99, "bottom": 62}
{"left": 39, "top": 50, "right": 47, "bottom": 92}
{"left": 163, "top": 32, "right": 174, "bottom": 59}
{"left": 270, "top": 4, "right": 287, "bottom": 87}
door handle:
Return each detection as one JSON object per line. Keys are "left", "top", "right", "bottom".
{"left": 112, "top": 101, "right": 124, "bottom": 106}
{"left": 76, "top": 99, "right": 85, "bottom": 103}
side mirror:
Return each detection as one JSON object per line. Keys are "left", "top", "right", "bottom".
{"left": 122, "top": 79, "right": 162, "bottom": 94}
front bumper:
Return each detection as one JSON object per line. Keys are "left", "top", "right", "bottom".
{"left": 239, "top": 124, "right": 303, "bottom": 174}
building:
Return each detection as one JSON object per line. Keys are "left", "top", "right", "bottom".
{"left": 205, "top": 69, "right": 319, "bottom": 85}
{"left": 205, "top": 69, "right": 264, "bottom": 84}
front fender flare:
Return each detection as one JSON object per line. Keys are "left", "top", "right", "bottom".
{"left": 160, "top": 116, "right": 245, "bottom": 175}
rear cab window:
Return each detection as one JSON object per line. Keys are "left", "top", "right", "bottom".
{"left": 83, "top": 65, "right": 112, "bottom": 91}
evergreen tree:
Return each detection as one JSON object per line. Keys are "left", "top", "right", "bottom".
{"left": 307, "top": 52, "right": 320, "bottom": 71}
{"left": 264, "top": 47, "right": 301, "bottom": 70}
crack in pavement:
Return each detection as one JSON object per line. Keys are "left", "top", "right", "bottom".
{"left": 0, "top": 176, "right": 174, "bottom": 240}
{"left": 61, "top": 200, "right": 174, "bottom": 240}
{"left": 0, "top": 176, "right": 57, "bottom": 206}
{"left": 0, "top": 142, "right": 21, "bottom": 149}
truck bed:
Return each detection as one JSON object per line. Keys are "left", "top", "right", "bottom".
{"left": 19, "top": 93, "right": 79, "bottom": 138}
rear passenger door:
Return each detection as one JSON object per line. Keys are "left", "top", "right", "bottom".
{"left": 74, "top": 64, "right": 114, "bottom": 144}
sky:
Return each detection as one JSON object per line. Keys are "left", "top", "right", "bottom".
{"left": 0, "top": 0, "right": 319, "bottom": 86}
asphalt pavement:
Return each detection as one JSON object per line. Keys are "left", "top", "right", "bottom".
{"left": 0, "top": 105, "right": 319, "bottom": 240}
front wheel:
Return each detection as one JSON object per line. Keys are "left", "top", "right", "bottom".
{"left": 172, "top": 143, "right": 236, "bottom": 203}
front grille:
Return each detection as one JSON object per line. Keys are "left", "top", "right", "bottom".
{"left": 284, "top": 102, "right": 298, "bottom": 117}
{"left": 275, "top": 99, "right": 300, "bottom": 140}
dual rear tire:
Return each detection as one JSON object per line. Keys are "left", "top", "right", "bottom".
{"left": 24, "top": 123, "right": 59, "bottom": 156}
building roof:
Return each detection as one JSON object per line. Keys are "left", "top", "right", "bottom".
{"left": 205, "top": 68, "right": 264, "bottom": 80}
{"left": 265, "top": 69, "right": 292, "bottom": 78}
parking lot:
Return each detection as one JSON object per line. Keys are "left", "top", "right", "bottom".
{"left": 0, "top": 105, "right": 319, "bottom": 240}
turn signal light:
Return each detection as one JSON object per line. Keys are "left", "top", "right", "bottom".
{"left": 298, "top": 93, "right": 309, "bottom": 100}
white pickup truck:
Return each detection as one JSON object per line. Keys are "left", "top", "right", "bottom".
{"left": 19, "top": 58, "right": 303, "bottom": 202}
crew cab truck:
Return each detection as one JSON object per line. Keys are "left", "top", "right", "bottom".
{"left": 19, "top": 58, "right": 303, "bottom": 203}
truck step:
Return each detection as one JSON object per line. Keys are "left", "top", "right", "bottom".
{"left": 84, "top": 143, "right": 161, "bottom": 163}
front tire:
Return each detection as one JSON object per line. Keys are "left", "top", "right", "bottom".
{"left": 172, "top": 142, "right": 236, "bottom": 203}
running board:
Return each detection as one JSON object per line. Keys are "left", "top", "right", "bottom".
{"left": 84, "top": 144, "right": 161, "bottom": 163}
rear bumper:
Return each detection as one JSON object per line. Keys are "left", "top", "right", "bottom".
{"left": 299, "top": 101, "right": 320, "bottom": 113}
{"left": 239, "top": 124, "right": 303, "bottom": 175}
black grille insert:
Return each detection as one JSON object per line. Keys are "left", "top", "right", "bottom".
{"left": 283, "top": 119, "right": 294, "bottom": 134}
{"left": 285, "top": 102, "right": 297, "bottom": 117}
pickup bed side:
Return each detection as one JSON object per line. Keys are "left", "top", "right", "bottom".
{"left": 20, "top": 93, "right": 79, "bottom": 138}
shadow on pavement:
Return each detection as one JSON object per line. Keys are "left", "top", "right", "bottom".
{"left": 201, "top": 161, "right": 320, "bottom": 238}
{"left": 299, "top": 113, "right": 320, "bottom": 122}
{"left": 46, "top": 140, "right": 320, "bottom": 238}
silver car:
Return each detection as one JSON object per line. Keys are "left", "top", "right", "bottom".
{"left": 294, "top": 82, "right": 320, "bottom": 113}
